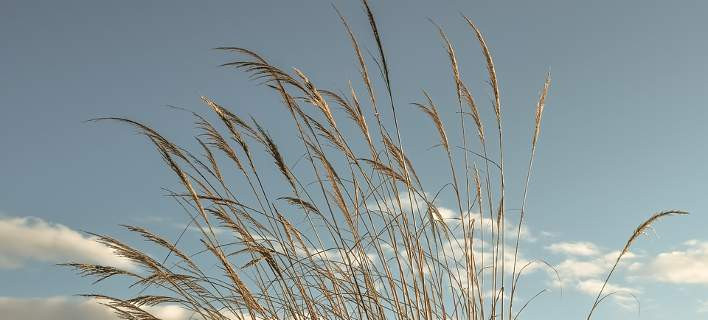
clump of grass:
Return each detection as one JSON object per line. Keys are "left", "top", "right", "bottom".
{"left": 64, "top": 1, "right": 686, "bottom": 319}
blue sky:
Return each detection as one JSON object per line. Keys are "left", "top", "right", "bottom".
{"left": 1, "top": 0, "right": 707, "bottom": 319}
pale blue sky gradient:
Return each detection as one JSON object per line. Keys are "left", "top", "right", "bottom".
{"left": 1, "top": 1, "right": 707, "bottom": 319}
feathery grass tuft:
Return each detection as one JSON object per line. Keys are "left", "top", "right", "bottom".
{"left": 68, "top": 2, "right": 686, "bottom": 320}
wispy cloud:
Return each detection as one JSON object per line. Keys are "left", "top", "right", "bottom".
{"left": 135, "top": 215, "right": 226, "bottom": 236}
{"left": 0, "top": 216, "right": 135, "bottom": 270}
{"left": 546, "top": 237, "right": 708, "bottom": 313}
{"left": 698, "top": 299, "right": 708, "bottom": 314}
{"left": 546, "top": 240, "right": 640, "bottom": 308}
{"left": 575, "top": 278, "right": 638, "bottom": 297}
{"left": 575, "top": 279, "right": 640, "bottom": 310}
{"left": 373, "top": 192, "right": 535, "bottom": 242}
{"left": 546, "top": 241, "right": 600, "bottom": 257}
{"left": 539, "top": 230, "right": 558, "bottom": 238}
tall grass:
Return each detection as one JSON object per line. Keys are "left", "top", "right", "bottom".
{"left": 65, "top": 1, "right": 686, "bottom": 319}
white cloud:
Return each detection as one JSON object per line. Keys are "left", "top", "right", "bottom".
{"left": 575, "top": 279, "right": 638, "bottom": 296}
{"left": 546, "top": 241, "right": 600, "bottom": 256}
{"left": 576, "top": 279, "right": 640, "bottom": 310}
{"left": 548, "top": 244, "right": 638, "bottom": 285}
{"left": 644, "top": 240, "right": 708, "bottom": 284}
{"left": 137, "top": 215, "right": 226, "bottom": 236}
{"left": 555, "top": 259, "right": 606, "bottom": 280}
{"left": 371, "top": 192, "right": 535, "bottom": 242}
{"left": 625, "top": 261, "right": 643, "bottom": 271}
{"left": 144, "top": 304, "right": 197, "bottom": 320}
{"left": 0, "top": 296, "right": 201, "bottom": 320}
{"left": 540, "top": 230, "right": 558, "bottom": 238}
{"left": 178, "top": 223, "right": 226, "bottom": 236}
{"left": 0, "top": 297, "right": 116, "bottom": 320}
{"left": 698, "top": 299, "right": 708, "bottom": 314}
{"left": 545, "top": 239, "right": 642, "bottom": 309}
{"left": 546, "top": 238, "right": 708, "bottom": 311}
{"left": 0, "top": 216, "right": 134, "bottom": 270}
